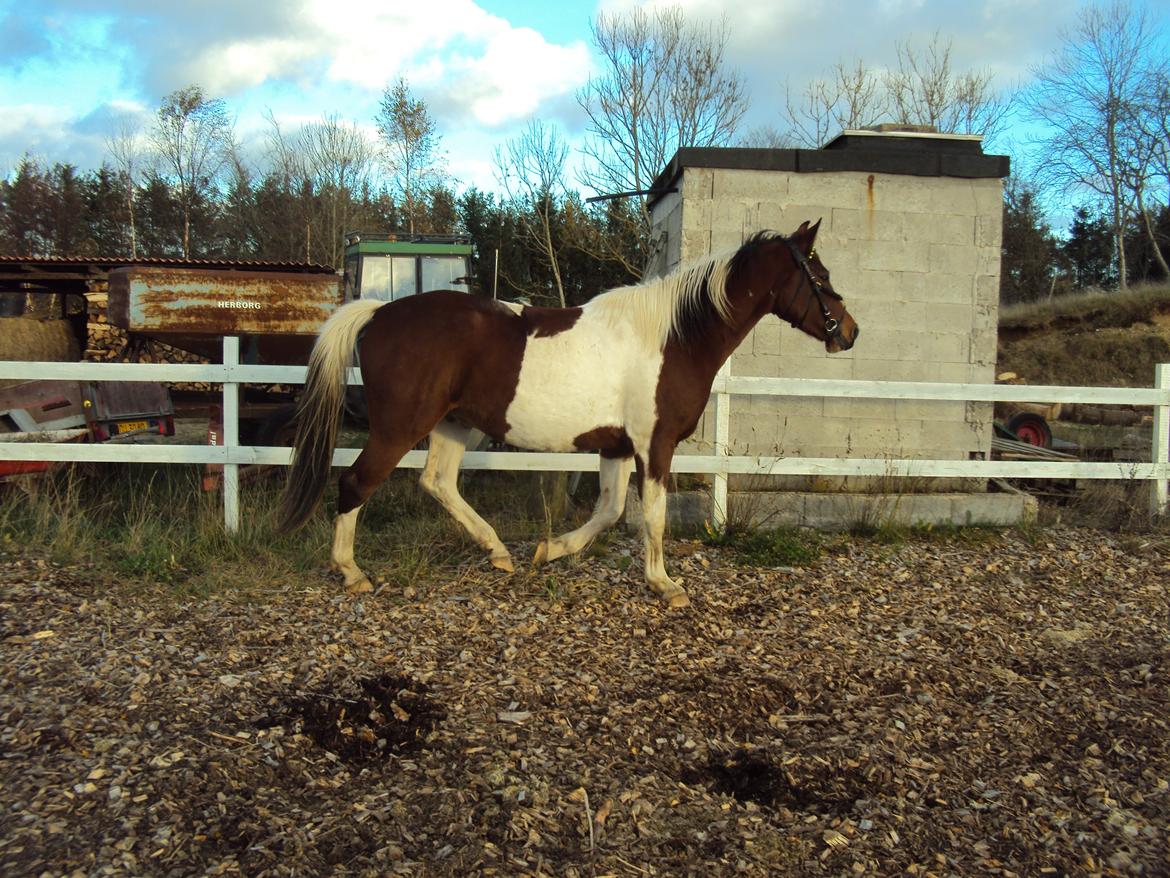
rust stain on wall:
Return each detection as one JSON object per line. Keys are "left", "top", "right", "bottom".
{"left": 866, "top": 174, "right": 876, "bottom": 237}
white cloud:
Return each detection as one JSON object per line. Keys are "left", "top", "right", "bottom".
{"left": 192, "top": 38, "right": 320, "bottom": 94}
{"left": 0, "top": 103, "right": 108, "bottom": 170}
{"left": 147, "top": 0, "right": 592, "bottom": 132}
{"left": 443, "top": 27, "right": 591, "bottom": 126}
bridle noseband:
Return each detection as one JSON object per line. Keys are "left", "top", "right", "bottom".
{"left": 782, "top": 239, "right": 844, "bottom": 341}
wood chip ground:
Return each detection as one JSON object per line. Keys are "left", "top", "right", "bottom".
{"left": 2, "top": 527, "right": 1168, "bottom": 876}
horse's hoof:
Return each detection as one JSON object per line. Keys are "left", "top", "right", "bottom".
{"left": 667, "top": 591, "right": 691, "bottom": 608}
{"left": 491, "top": 555, "right": 515, "bottom": 574}
{"left": 532, "top": 542, "right": 549, "bottom": 565}
{"left": 346, "top": 578, "right": 374, "bottom": 595}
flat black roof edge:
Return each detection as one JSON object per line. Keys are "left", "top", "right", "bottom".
{"left": 648, "top": 146, "right": 1009, "bottom": 208}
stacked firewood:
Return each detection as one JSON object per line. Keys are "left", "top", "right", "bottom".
{"left": 85, "top": 290, "right": 215, "bottom": 392}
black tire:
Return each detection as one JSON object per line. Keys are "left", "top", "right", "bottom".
{"left": 1006, "top": 411, "right": 1053, "bottom": 449}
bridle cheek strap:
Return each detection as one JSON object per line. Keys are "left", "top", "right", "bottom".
{"left": 782, "top": 239, "right": 843, "bottom": 341}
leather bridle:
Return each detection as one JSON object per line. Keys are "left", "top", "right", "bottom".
{"left": 781, "top": 238, "right": 844, "bottom": 342}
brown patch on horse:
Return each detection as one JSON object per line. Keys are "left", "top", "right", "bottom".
{"left": 356, "top": 291, "right": 527, "bottom": 449}
{"left": 524, "top": 306, "right": 582, "bottom": 338}
{"left": 647, "top": 235, "right": 795, "bottom": 482}
{"left": 573, "top": 425, "right": 634, "bottom": 459}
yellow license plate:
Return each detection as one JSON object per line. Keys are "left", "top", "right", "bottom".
{"left": 116, "top": 420, "right": 150, "bottom": 434}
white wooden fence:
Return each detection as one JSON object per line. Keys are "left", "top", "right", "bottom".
{"left": 1, "top": 338, "right": 1167, "bottom": 530}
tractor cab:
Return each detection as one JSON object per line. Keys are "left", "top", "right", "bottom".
{"left": 343, "top": 232, "right": 475, "bottom": 302}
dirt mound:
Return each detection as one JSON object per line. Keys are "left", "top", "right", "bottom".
{"left": 997, "top": 285, "right": 1170, "bottom": 388}
{"left": 999, "top": 324, "right": 1170, "bottom": 388}
{"left": 288, "top": 672, "right": 446, "bottom": 763}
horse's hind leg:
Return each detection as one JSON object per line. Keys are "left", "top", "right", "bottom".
{"left": 420, "top": 420, "right": 514, "bottom": 573}
{"left": 332, "top": 436, "right": 414, "bottom": 594}
{"left": 534, "top": 455, "right": 633, "bottom": 565}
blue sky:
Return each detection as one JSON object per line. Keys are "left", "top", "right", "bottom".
{"left": 0, "top": 0, "right": 1167, "bottom": 196}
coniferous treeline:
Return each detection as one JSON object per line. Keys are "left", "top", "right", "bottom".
{"left": 0, "top": 156, "right": 644, "bottom": 307}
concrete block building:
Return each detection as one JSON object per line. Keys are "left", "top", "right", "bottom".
{"left": 645, "top": 130, "right": 1013, "bottom": 507}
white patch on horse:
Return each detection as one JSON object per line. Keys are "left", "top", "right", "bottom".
{"left": 504, "top": 309, "right": 662, "bottom": 453}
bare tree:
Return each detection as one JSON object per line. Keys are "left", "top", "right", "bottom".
{"left": 494, "top": 121, "right": 570, "bottom": 306}
{"left": 149, "top": 85, "right": 233, "bottom": 259}
{"left": 375, "top": 77, "right": 445, "bottom": 235}
{"left": 781, "top": 60, "right": 888, "bottom": 149}
{"left": 885, "top": 34, "right": 1010, "bottom": 141}
{"left": 1120, "top": 72, "right": 1170, "bottom": 278}
{"left": 737, "top": 125, "right": 793, "bottom": 149}
{"left": 105, "top": 115, "right": 144, "bottom": 259}
{"left": 1024, "top": 0, "right": 1166, "bottom": 290}
{"left": 301, "top": 114, "right": 377, "bottom": 266}
{"left": 577, "top": 5, "right": 747, "bottom": 269}
{"left": 261, "top": 110, "right": 316, "bottom": 261}
{"left": 758, "top": 35, "right": 1010, "bottom": 151}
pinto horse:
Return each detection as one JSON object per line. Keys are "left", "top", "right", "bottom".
{"left": 278, "top": 221, "right": 858, "bottom": 606}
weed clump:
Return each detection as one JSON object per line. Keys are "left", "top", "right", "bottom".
{"left": 701, "top": 522, "right": 820, "bottom": 566}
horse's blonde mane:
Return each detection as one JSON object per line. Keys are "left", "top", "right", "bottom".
{"left": 586, "top": 246, "right": 738, "bottom": 347}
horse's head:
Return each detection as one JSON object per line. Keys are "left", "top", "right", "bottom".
{"left": 771, "top": 221, "right": 859, "bottom": 353}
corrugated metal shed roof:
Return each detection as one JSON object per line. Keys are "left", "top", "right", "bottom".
{"left": 0, "top": 255, "right": 337, "bottom": 273}
{"left": 0, "top": 256, "right": 339, "bottom": 295}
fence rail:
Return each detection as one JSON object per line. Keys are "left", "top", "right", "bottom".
{"left": 2, "top": 339, "right": 1167, "bottom": 529}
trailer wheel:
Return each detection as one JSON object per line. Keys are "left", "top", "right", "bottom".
{"left": 1006, "top": 411, "right": 1053, "bottom": 449}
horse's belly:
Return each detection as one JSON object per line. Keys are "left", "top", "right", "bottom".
{"left": 503, "top": 327, "right": 659, "bottom": 452}
{"left": 503, "top": 372, "right": 625, "bottom": 451}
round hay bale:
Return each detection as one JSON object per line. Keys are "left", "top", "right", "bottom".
{"left": 0, "top": 317, "right": 79, "bottom": 362}
{"left": 0, "top": 317, "right": 79, "bottom": 390}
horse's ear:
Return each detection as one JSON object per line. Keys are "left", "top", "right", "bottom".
{"left": 805, "top": 219, "right": 823, "bottom": 250}
{"left": 792, "top": 219, "right": 821, "bottom": 252}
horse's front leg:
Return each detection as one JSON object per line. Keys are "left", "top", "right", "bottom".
{"left": 640, "top": 468, "right": 689, "bottom": 608}
{"left": 535, "top": 455, "right": 633, "bottom": 564}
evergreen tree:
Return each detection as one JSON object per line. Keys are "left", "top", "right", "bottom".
{"left": 83, "top": 165, "right": 131, "bottom": 256}
{"left": 135, "top": 172, "right": 184, "bottom": 258}
{"left": 1001, "top": 177, "right": 1059, "bottom": 303}
{"left": 0, "top": 157, "right": 53, "bottom": 256}
{"left": 1062, "top": 207, "right": 1116, "bottom": 289}
{"left": 48, "top": 163, "right": 87, "bottom": 256}
{"left": 1126, "top": 203, "right": 1170, "bottom": 282}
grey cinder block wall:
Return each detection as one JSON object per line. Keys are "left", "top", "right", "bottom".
{"left": 647, "top": 131, "right": 1009, "bottom": 493}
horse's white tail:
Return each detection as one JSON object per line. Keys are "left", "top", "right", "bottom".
{"left": 278, "top": 299, "right": 383, "bottom": 531}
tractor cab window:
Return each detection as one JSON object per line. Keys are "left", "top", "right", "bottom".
{"left": 422, "top": 256, "right": 469, "bottom": 293}
{"left": 390, "top": 256, "right": 417, "bottom": 299}
{"left": 360, "top": 256, "right": 390, "bottom": 300}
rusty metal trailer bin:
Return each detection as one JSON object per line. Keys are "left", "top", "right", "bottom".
{"left": 107, "top": 264, "right": 344, "bottom": 365}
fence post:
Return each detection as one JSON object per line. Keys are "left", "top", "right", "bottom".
{"left": 1153, "top": 363, "right": 1169, "bottom": 517}
{"left": 222, "top": 336, "right": 241, "bottom": 533}
{"left": 712, "top": 361, "right": 731, "bottom": 530}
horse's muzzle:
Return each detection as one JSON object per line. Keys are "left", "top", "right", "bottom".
{"left": 827, "top": 324, "right": 858, "bottom": 353}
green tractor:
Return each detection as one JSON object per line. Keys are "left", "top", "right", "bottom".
{"left": 343, "top": 232, "right": 475, "bottom": 302}
{"left": 340, "top": 233, "right": 478, "bottom": 426}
